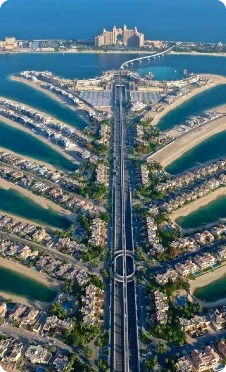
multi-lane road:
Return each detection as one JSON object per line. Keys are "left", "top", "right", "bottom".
{"left": 110, "top": 74, "right": 139, "bottom": 372}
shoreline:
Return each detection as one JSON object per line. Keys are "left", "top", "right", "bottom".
{"left": 0, "top": 256, "right": 61, "bottom": 309}
{"left": 10, "top": 75, "right": 87, "bottom": 120}
{"left": 190, "top": 266, "right": 226, "bottom": 308}
{"left": 1, "top": 49, "right": 226, "bottom": 57}
{"left": 151, "top": 74, "right": 226, "bottom": 127}
{"left": 0, "top": 146, "right": 60, "bottom": 172}
{"left": 170, "top": 186, "right": 226, "bottom": 232}
{"left": 0, "top": 113, "right": 78, "bottom": 165}
{"left": 150, "top": 105, "right": 226, "bottom": 168}
{"left": 0, "top": 178, "right": 76, "bottom": 226}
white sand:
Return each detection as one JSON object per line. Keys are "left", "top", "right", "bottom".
{"left": 0, "top": 114, "right": 77, "bottom": 164}
{"left": 151, "top": 110, "right": 226, "bottom": 167}
{"left": 0, "top": 257, "right": 61, "bottom": 308}
{"left": 11, "top": 76, "right": 80, "bottom": 114}
{"left": 0, "top": 178, "right": 76, "bottom": 226}
{"left": 0, "top": 146, "right": 58, "bottom": 171}
{"left": 170, "top": 186, "right": 226, "bottom": 226}
{"left": 151, "top": 74, "right": 226, "bottom": 127}
{"left": 190, "top": 265, "right": 226, "bottom": 308}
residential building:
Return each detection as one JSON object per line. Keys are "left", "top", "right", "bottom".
{"left": 176, "top": 356, "right": 195, "bottom": 372}
{"left": 25, "top": 345, "right": 52, "bottom": 365}
{"left": 175, "top": 260, "right": 199, "bottom": 277}
{"left": 191, "top": 346, "right": 221, "bottom": 372}
{"left": 194, "top": 253, "right": 216, "bottom": 270}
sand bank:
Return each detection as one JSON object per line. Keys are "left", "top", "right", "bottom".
{"left": 11, "top": 76, "right": 80, "bottom": 115}
{"left": 150, "top": 110, "right": 226, "bottom": 167}
{"left": 170, "top": 51, "right": 226, "bottom": 58}
{"left": 151, "top": 74, "right": 226, "bottom": 127}
{"left": 0, "top": 95, "right": 76, "bottom": 129}
{"left": 0, "top": 256, "right": 60, "bottom": 308}
{"left": 170, "top": 186, "right": 226, "bottom": 228}
{"left": 0, "top": 178, "right": 76, "bottom": 224}
{"left": 0, "top": 146, "right": 59, "bottom": 172}
{"left": 190, "top": 265, "right": 226, "bottom": 308}
{"left": 0, "top": 114, "right": 78, "bottom": 165}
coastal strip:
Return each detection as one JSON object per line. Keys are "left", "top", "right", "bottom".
{"left": 151, "top": 74, "right": 226, "bottom": 127}
{"left": 11, "top": 75, "right": 82, "bottom": 116}
{"left": 0, "top": 114, "right": 78, "bottom": 164}
{"left": 0, "top": 256, "right": 60, "bottom": 308}
{"left": 190, "top": 266, "right": 226, "bottom": 308}
{"left": 170, "top": 186, "right": 226, "bottom": 231}
{"left": 0, "top": 178, "right": 75, "bottom": 225}
{"left": 0, "top": 146, "right": 58, "bottom": 171}
{"left": 150, "top": 108, "right": 226, "bottom": 168}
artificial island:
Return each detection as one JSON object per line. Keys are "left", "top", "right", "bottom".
{"left": 0, "top": 30, "right": 226, "bottom": 372}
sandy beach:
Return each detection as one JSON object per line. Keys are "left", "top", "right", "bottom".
{"left": 190, "top": 265, "right": 226, "bottom": 308}
{"left": 0, "top": 256, "right": 60, "bottom": 309}
{"left": 170, "top": 186, "right": 226, "bottom": 228}
{"left": 11, "top": 75, "right": 82, "bottom": 115}
{"left": 0, "top": 178, "right": 76, "bottom": 224}
{"left": 151, "top": 74, "right": 226, "bottom": 127}
{"left": 0, "top": 94, "right": 77, "bottom": 129}
{"left": 3, "top": 49, "right": 226, "bottom": 56}
{"left": 0, "top": 113, "right": 78, "bottom": 165}
{"left": 150, "top": 109, "right": 226, "bottom": 168}
{"left": 0, "top": 146, "right": 59, "bottom": 172}
{"left": 170, "top": 51, "right": 226, "bottom": 58}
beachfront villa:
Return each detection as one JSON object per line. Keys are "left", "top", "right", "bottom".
{"left": 175, "top": 260, "right": 199, "bottom": 277}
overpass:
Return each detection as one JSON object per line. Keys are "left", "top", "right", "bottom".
{"left": 120, "top": 43, "right": 178, "bottom": 70}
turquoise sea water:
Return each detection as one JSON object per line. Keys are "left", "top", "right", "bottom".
{"left": 0, "top": 265, "right": 57, "bottom": 302}
{"left": 0, "top": 0, "right": 226, "bottom": 43}
{"left": 165, "top": 131, "right": 226, "bottom": 175}
{"left": 0, "top": 53, "right": 226, "bottom": 231}
{"left": 195, "top": 276, "right": 226, "bottom": 302}
{"left": 0, "top": 120, "right": 77, "bottom": 172}
{"left": 176, "top": 195, "right": 226, "bottom": 230}
{"left": 0, "top": 187, "right": 72, "bottom": 230}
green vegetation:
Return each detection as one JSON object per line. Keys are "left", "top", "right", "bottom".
{"left": 156, "top": 341, "right": 167, "bottom": 354}
{"left": 146, "top": 276, "right": 189, "bottom": 298}
{"left": 144, "top": 355, "right": 158, "bottom": 371}
{"left": 88, "top": 274, "right": 105, "bottom": 290}
{"left": 96, "top": 359, "right": 109, "bottom": 372}
{"left": 148, "top": 313, "right": 186, "bottom": 346}
{"left": 67, "top": 353, "right": 97, "bottom": 372}
{"left": 50, "top": 302, "right": 67, "bottom": 319}
{"left": 84, "top": 347, "right": 94, "bottom": 359}
{"left": 137, "top": 247, "right": 145, "bottom": 261}
{"left": 81, "top": 245, "right": 105, "bottom": 263}
{"left": 174, "top": 301, "right": 201, "bottom": 319}
{"left": 96, "top": 330, "right": 109, "bottom": 348}
{"left": 78, "top": 215, "right": 91, "bottom": 231}
{"left": 64, "top": 320, "right": 99, "bottom": 347}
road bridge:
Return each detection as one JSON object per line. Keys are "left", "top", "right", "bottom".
{"left": 120, "top": 43, "right": 178, "bottom": 70}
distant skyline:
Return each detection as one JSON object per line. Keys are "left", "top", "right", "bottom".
{"left": 0, "top": 0, "right": 226, "bottom": 43}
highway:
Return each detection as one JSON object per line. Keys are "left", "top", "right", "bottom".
{"left": 120, "top": 44, "right": 178, "bottom": 70}
{"left": 110, "top": 73, "right": 139, "bottom": 372}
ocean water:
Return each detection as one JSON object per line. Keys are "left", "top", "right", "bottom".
{"left": 0, "top": 0, "right": 226, "bottom": 43}
{"left": 0, "top": 187, "right": 72, "bottom": 230}
{"left": 1, "top": 53, "right": 226, "bottom": 231}
{"left": 0, "top": 265, "right": 57, "bottom": 302}
{"left": 195, "top": 276, "right": 226, "bottom": 302}
{"left": 0, "top": 120, "right": 77, "bottom": 172}
{"left": 176, "top": 194, "right": 226, "bottom": 230}
{"left": 165, "top": 131, "right": 226, "bottom": 175}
